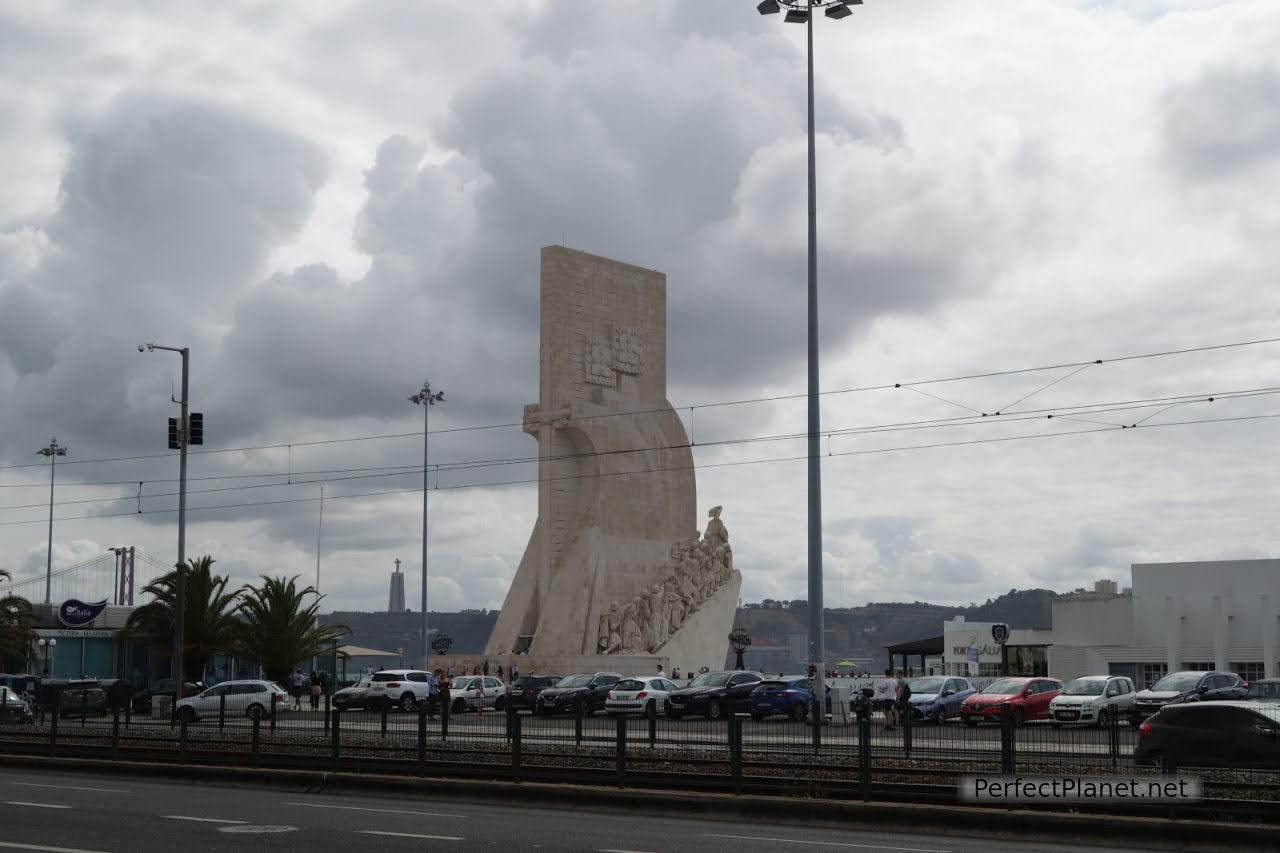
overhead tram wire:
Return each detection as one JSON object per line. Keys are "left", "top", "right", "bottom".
{"left": 1, "top": 408, "right": 1277, "bottom": 529}
{"left": 1, "top": 384, "right": 1277, "bottom": 515}
{"left": 1, "top": 333, "right": 1278, "bottom": 474}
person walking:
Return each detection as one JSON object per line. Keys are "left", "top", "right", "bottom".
{"left": 289, "top": 668, "right": 306, "bottom": 710}
{"left": 426, "top": 668, "right": 440, "bottom": 719}
{"left": 309, "top": 671, "right": 322, "bottom": 711}
{"left": 438, "top": 668, "right": 452, "bottom": 720}
{"left": 894, "top": 669, "right": 912, "bottom": 729}
{"left": 671, "top": 666, "right": 680, "bottom": 681}
{"left": 876, "top": 668, "right": 898, "bottom": 730}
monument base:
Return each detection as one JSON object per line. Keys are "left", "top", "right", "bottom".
{"left": 432, "top": 570, "right": 742, "bottom": 680}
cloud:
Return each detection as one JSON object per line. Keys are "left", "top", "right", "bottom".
{"left": 1163, "top": 64, "right": 1280, "bottom": 178}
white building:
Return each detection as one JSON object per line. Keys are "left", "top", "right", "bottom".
{"left": 941, "top": 616, "right": 1053, "bottom": 678}
{"left": 1049, "top": 559, "right": 1280, "bottom": 687}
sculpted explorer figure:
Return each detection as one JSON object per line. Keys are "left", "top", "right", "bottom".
{"left": 605, "top": 601, "right": 622, "bottom": 654}
{"left": 621, "top": 599, "right": 641, "bottom": 654}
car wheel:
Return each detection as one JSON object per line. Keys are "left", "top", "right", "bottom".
{"left": 246, "top": 703, "right": 265, "bottom": 721}
{"left": 706, "top": 700, "right": 723, "bottom": 720}
{"left": 931, "top": 707, "right": 945, "bottom": 725}
{"left": 1095, "top": 709, "right": 1110, "bottom": 728}
{"left": 644, "top": 700, "right": 656, "bottom": 717}
{"left": 178, "top": 707, "right": 197, "bottom": 724}
{"left": 494, "top": 696, "right": 505, "bottom": 712}
{"left": 398, "top": 693, "right": 417, "bottom": 713}
{"left": 452, "top": 698, "right": 467, "bottom": 715}
{"left": 1012, "top": 708, "right": 1025, "bottom": 727}
{"left": 751, "top": 713, "right": 766, "bottom": 722}
{"left": 790, "top": 702, "right": 808, "bottom": 723}
{"left": 662, "top": 700, "right": 672, "bottom": 717}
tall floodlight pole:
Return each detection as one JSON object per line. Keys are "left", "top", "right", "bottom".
{"left": 36, "top": 438, "right": 68, "bottom": 604}
{"left": 140, "top": 342, "right": 190, "bottom": 711}
{"left": 409, "top": 381, "right": 445, "bottom": 668}
{"left": 756, "top": 0, "right": 862, "bottom": 716}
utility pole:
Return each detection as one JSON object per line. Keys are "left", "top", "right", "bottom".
{"left": 140, "top": 342, "right": 193, "bottom": 709}
{"left": 37, "top": 438, "right": 68, "bottom": 605}
{"left": 409, "top": 380, "right": 444, "bottom": 668}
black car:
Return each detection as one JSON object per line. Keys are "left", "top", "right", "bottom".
{"left": 1129, "top": 670, "right": 1248, "bottom": 727}
{"left": 131, "top": 679, "right": 205, "bottom": 715}
{"left": 49, "top": 679, "right": 107, "bottom": 717}
{"left": 1135, "top": 701, "right": 1280, "bottom": 769}
{"left": 667, "top": 671, "right": 763, "bottom": 720}
{"left": 534, "top": 672, "right": 621, "bottom": 716}
{"left": 510, "top": 675, "right": 561, "bottom": 713}
{"left": 0, "top": 686, "right": 34, "bottom": 724}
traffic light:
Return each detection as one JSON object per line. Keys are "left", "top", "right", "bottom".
{"left": 167, "top": 418, "right": 179, "bottom": 450}
{"left": 188, "top": 412, "right": 203, "bottom": 446}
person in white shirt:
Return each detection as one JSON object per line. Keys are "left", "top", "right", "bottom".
{"left": 875, "top": 668, "right": 899, "bottom": 729}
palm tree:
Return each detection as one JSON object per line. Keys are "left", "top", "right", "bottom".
{"left": 235, "top": 576, "right": 347, "bottom": 685}
{"left": 0, "top": 569, "right": 35, "bottom": 672}
{"left": 123, "top": 556, "right": 242, "bottom": 680}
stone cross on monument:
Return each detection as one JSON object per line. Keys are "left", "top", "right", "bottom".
{"left": 485, "top": 247, "right": 741, "bottom": 668}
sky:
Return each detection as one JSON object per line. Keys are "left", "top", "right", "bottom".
{"left": 1, "top": 0, "right": 1278, "bottom": 615}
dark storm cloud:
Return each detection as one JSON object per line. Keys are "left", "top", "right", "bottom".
{"left": 1163, "top": 64, "right": 1280, "bottom": 178}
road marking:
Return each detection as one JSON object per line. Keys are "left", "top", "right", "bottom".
{"left": 3, "top": 802, "right": 70, "bottom": 810}
{"left": 358, "top": 831, "right": 463, "bottom": 841}
{"left": 0, "top": 844, "right": 110, "bottom": 853}
{"left": 704, "top": 835, "right": 949, "bottom": 853}
{"left": 286, "top": 801, "right": 464, "bottom": 817}
{"left": 599, "top": 849, "right": 659, "bottom": 853}
{"left": 9, "top": 783, "right": 126, "bottom": 794}
{"left": 163, "top": 815, "right": 246, "bottom": 824}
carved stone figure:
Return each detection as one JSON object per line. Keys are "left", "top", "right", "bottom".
{"left": 646, "top": 584, "right": 667, "bottom": 649}
{"left": 621, "top": 598, "right": 641, "bottom": 654}
{"left": 597, "top": 610, "right": 610, "bottom": 654}
{"left": 605, "top": 601, "right": 622, "bottom": 654}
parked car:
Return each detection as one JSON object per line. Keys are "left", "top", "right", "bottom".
{"left": 332, "top": 676, "right": 374, "bottom": 711}
{"left": 51, "top": 678, "right": 108, "bottom": 718}
{"left": 175, "top": 680, "right": 288, "bottom": 722}
{"left": 449, "top": 676, "right": 507, "bottom": 713}
{"left": 1135, "top": 701, "right": 1280, "bottom": 769}
{"left": 366, "top": 670, "right": 434, "bottom": 712}
{"left": 749, "top": 677, "right": 815, "bottom": 722}
{"left": 606, "top": 677, "right": 679, "bottom": 716}
{"left": 535, "top": 672, "right": 622, "bottom": 716}
{"left": 1049, "top": 675, "right": 1136, "bottom": 727}
{"left": 509, "top": 676, "right": 560, "bottom": 713}
{"left": 1246, "top": 678, "right": 1280, "bottom": 701}
{"left": 1129, "top": 671, "right": 1247, "bottom": 728}
{"left": 0, "top": 686, "right": 34, "bottom": 724}
{"left": 668, "top": 671, "right": 764, "bottom": 720}
{"left": 905, "top": 676, "right": 976, "bottom": 723}
{"left": 132, "top": 679, "right": 205, "bottom": 715}
{"left": 960, "top": 677, "right": 1062, "bottom": 726}
{"left": 98, "top": 678, "right": 135, "bottom": 712}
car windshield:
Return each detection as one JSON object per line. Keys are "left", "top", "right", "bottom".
{"left": 558, "top": 674, "right": 593, "bottom": 688}
{"left": 615, "top": 680, "right": 645, "bottom": 691}
{"left": 1248, "top": 683, "right": 1280, "bottom": 699}
{"left": 1152, "top": 673, "right": 1203, "bottom": 692}
{"left": 907, "top": 677, "right": 945, "bottom": 693}
{"left": 453, "top": 678, "right": 474, "bottom": 689}
{"left": 1062, "top": 679, "right": 1107, "bottom": 696}
{"left": 980, "top": 679, "right": 1026, "bottom": 695}
{"left": 690, "top": 673, "right": 732, "bottom": 687}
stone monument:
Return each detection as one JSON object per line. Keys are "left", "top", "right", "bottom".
{"left": 484, "top": 246, "right": 741, "bottom": 672}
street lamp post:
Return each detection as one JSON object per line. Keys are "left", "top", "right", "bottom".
{"left": 38, "top": 638, "right": 57, "bottom": 677}
{"left": 756, "top": 0, "right": 863, "bottom": 716}
{"left": 36, "top": 439, "right": 68, "bottom": 604}
{"left": 409, "top": 380, "right": 445, "bottom": 669}
{"left": 139, "top": 342, "right": 190, "bottom": 712}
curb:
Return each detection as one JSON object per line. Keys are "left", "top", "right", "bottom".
{"left": 0, "top": 753, "right": 1275, "bottom": 852}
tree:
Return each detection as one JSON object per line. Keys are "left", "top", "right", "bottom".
{"left": 235, "top": 576, "right": 347, "bottom": 685}
{"left": 123, "top": 556, "right": 241, "bottom": 680}
{"left": 0, "top": 570, "right": 35, "bottom": 672}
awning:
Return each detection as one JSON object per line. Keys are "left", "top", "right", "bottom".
{"left": 885, "top": 635, "right": 944, "bottom": 656}
{"left": 335, "top": 645, "right": 400, "bottom": 659}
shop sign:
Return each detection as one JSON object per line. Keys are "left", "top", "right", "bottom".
{"left": 57, "top": 598, "right": 109, "bottom": 628}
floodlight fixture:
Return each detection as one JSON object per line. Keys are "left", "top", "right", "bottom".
{"left": 756, "top": 0, "right": 780, "bottom": 13}
{"left": 825, "top": 2, "right": 853, "bottom": 19}
{"left": 784, "top": 8, "right": 808, "bottom": 23}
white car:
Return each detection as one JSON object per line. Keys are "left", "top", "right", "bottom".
{"left": 367, "top": 669, "right": 435, "bottom": 711}
{"left": 175, "top": 680, "right": 288, "bottom": 722}
{"left": 449, "top": 676, "right": 506, "bottom": 713}
{"left": 606, "top": 676, "right": 679, "bottom": 716}
{"left": 1049, "top": 675, "right": 1136, "bottom": 726}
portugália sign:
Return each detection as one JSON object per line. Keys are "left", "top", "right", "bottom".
{"left": 58, "top": 598, "right": 108, "bottom": 628}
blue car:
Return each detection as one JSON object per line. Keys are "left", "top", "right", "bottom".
{"left": 749, "top": 677, "right": 815, "bottom": 722}
{"left": 906, "top": 676, "right": 976, "bottom": 723}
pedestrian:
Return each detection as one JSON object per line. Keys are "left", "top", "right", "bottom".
{"left": 671, "top": 666, "right": 680, "bottom": 680}
{"left": 309, "top": 670, "right": 321, "bottom": 711}
{"left": 496, "top": 664, "right": 504, "bottom": 680}
{"left": 426, "top": 668, "right": 440, "bottom": 719}
{"left": 512, "top": 663, "right": 519, "bottom": 681}
{"left": 438, "top": 668, "right": 452, "bottom": 719}
{"left": 447, "top": 664, "right": 456, "bottom": 679}
{"left": 875, "top": 668, "right": 898, "bottom": 730}
{"left": 289, "top": 668, "right": 306, "bottom": 710}
{"left": 895, "top": 669, "right": 912, "bottom": 727}
{"left": 483, "top": 660, "right": 490, "bottom": 677}
{"left": 657, "top": 663, "right": 664, "bottom": 677}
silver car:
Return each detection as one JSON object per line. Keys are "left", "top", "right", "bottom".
{"left": 1049, "top": 675, "right": 1135, "bottom": 726}
{"left": 448, "top": 676, "right": 507, "bottom": 713}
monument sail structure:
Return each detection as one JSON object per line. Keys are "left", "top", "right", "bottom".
{"left": 485, "top": 247, "right": 741, "bottom": 672}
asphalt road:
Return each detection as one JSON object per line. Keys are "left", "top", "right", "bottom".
{"left": 0, "top": 766, "right": 1154, "bottom": 853}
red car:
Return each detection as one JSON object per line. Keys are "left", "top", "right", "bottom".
{"left": 960, "top": 677, "right": 1063, "bottom": 726}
